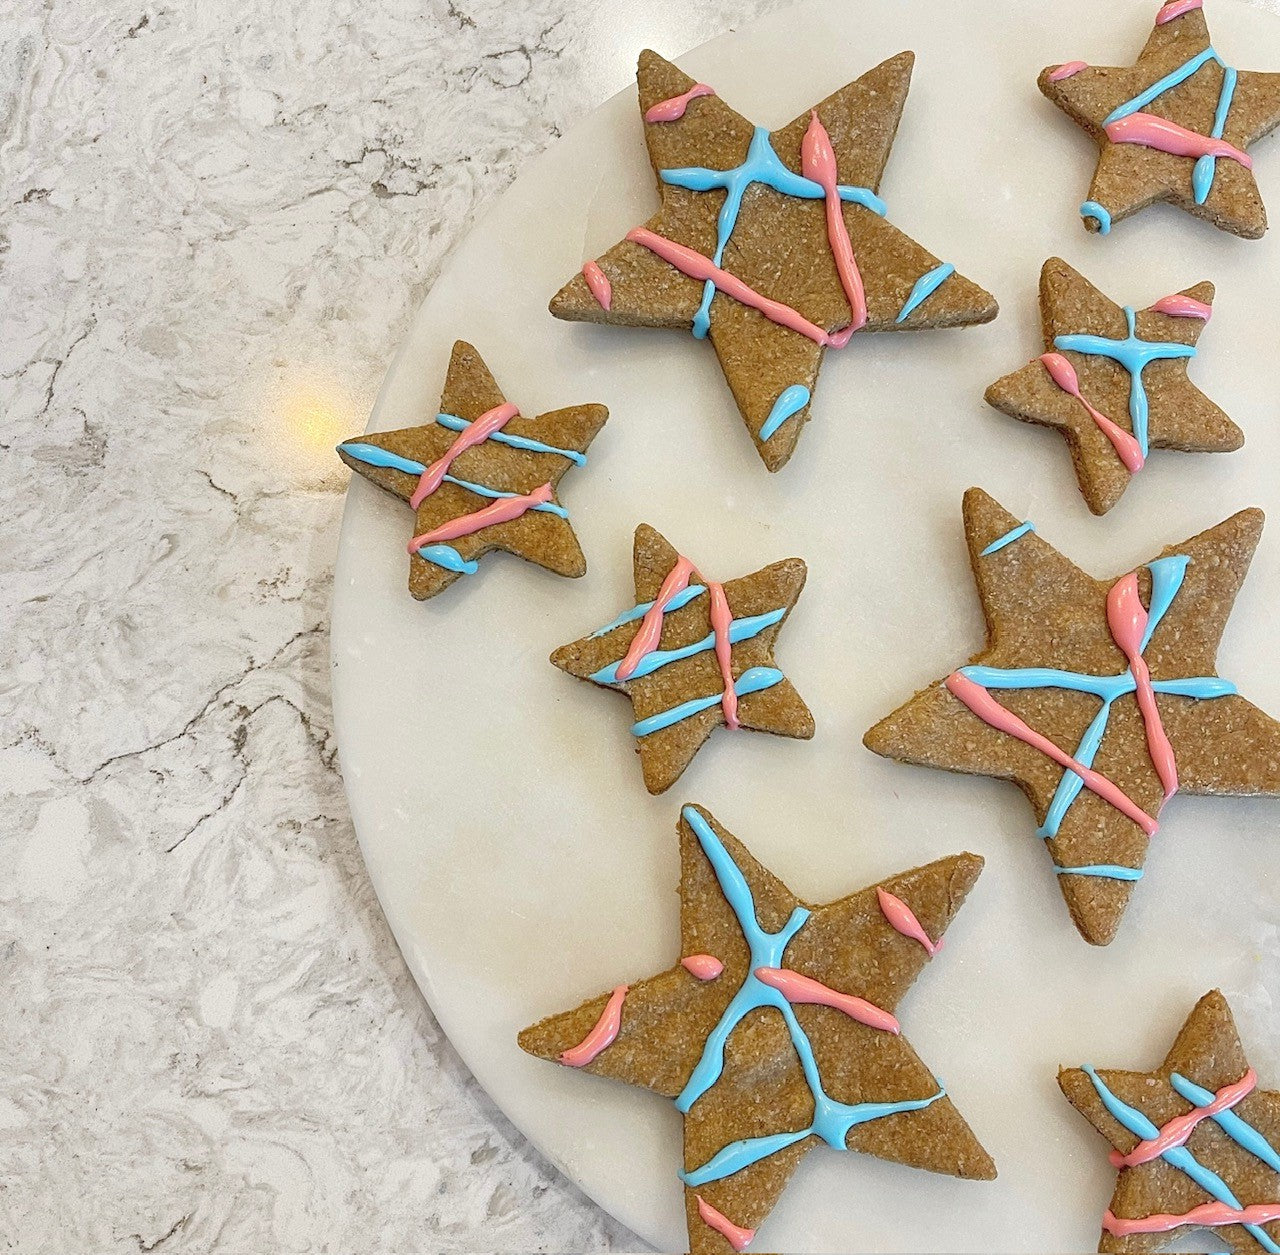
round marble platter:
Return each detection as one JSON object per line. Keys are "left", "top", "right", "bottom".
{"left": 331, "top": 0, "right": 1280, "bottom": 1249}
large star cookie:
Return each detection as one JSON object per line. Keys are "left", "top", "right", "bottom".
{"left": 336, "top": 341, "right": 606, "bottom": 600}
{"left": 1039, "top": 0, "right": 1280, "bottom": 238}
{"left": 864, "top": 488, "right": 1280, "bottom": 946}
{"left": 551, "top": 524, "right": 813, "bottom": 794}
{"left": 550, "top": 50, "right": 998, "bottom": 471}
{"left": 1060, "top": 990, "right": 1280, "bottom": 1254}
{"left": 520, "top": 804, "right": 995, "bottom": 1255}
{"left": 985, "top": 258, "right": 1240, "bottom": 515}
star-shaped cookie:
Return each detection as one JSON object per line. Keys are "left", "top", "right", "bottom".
{"left": 520, "top": 804, "right": 996, "bottom": 1255}
{"left": 1039, "top": 0, "right": 1280, "bottom": 238}
{"left": 336, "top": 341, "right": 606, "bottom": 600}
{"left": 550, "top": 50, "right": 998, "bottom": 472}
{"left": 1060, "top": 990, "right": 1280, "bottom": 1254}
{"left": 864, "top": 488, "right": 1280, "bottom": 946}
{"left": 551, "top": 524, "right": 813, "bottom": 794}
{"left": 985, "top": 258, "right": 1240, "bottom": 515}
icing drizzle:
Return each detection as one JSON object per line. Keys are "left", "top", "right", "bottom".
{"left": 980, "top": 521, "right": 1035, "bottom": 556}
{"left": 1084, "top": 1065, "right": 1280, "bottom": 1251}
{"left": 646, "top": 83, "right": 716, "bottom": 124}
{"left": 559, "top": 985, "right": 628, "bottom": 1067}
{"left": 675, "top": 807, "right": 945, "bottom": 1194}
{"left": 946, "top": 554, "right": 1236, "bottom": 872}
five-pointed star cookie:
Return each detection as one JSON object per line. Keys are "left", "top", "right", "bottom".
{"left": 550, "top": 49, "right": 998, "bottom": 472}
{"left": 520, "top": 804, "right": 996, "bottom": 1255}
{"left": 1039, "top": 0, "right": 1280, "bottom": 238}
{"left": 864, "top": 488, "right": 1280, "bottom": 947}
{"left": 985, "top": 258, "right": 1241, "bottom": 516}
{"left": 552, "top": 524, "right": 813, "bottom": 794}
{"left": 336, "top": 340, "right": 606, "bottom": 600}
{"left": 1060, "top": 990, "right": 1280, "bottom": 1254}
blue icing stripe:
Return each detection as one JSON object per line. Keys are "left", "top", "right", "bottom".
{"left": 1080, "top": 201, "right": 1112, "bottom": 234}
{"left": 981, "top": 521, "right": 1035, "bottom": 556}
{"left": 416, "top": 544, "right": 478, "bottom": 575}
{"left": 1170, "top": 1072, "right": 1280, "bottom": 1174}
{"left": 1083, "top": 1065, "right": 1280, "bottom": 1253}
{"left": 675, "top": 806, "right": 945, "bottom": 1187}
{"left": 590, "top": 608, "right": 785, "bottom": 684}
{"left": 759, "top": 384, "right": 810, "bottom": 441}
{"left": 441, "top": 473, "right": 568, "bottom": 518}
{"left": 1055, "top": 864, "right": 1143, "bottom": 881}
{"left": 589, "top": 584, "right": 707, "bottom": 638}
{"left": 896, "top": 262, "right": 955, "bottom": 323}
{"left": 632, "top": 666, "right": 783, "bottom": 737}
{"left": 434, "top": 412, "right": 586, "bottom": 466}
{"left": 1194, "top": 65, "right": 1238, "bottom": 204}
{"left": 1055, "top": 307, "right": 1196, "bottom": 458}
{"left": 340, "top": 442, "right": 425, "bottom": 476}
{"left": 660, "top": 126, "right": 887, "bottom": 338}
{"left": 956, "top": 556, "right": 1235, "bottom": 839}
{"left": 1104, "top": 47, "right": 1220, "bottom": 125}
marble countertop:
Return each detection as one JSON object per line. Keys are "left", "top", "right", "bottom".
{"left": 0, "top": 1, "right": 786, "bottom": 1250}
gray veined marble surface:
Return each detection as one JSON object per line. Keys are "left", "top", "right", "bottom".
{"left": 0, "top": 1, "right": 790, "bottom": 1250}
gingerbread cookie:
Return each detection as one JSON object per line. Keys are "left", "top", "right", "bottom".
{"left": 985, "top": 258, "right": 1240, "bottom": 515}
{"left": 336, "top": 341, "right": 606, "bottom": 600}
{"left": 1039, "top": 1, "right": 1280, "bottom": 238}
{"left": 550, "top": 50, "right": 997, "bottom": 472}
{"left": 1060, "top": 990, "right": 1280, "bottom": 1253}
{"left": 520, "top": 804, "right": 995, "bottom": 1255}
{"left": 864, "top": 488, "right": 1280, "bottom": 946}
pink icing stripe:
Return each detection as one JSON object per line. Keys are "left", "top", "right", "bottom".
{"left": 1105, "top": 113, "right": 1252, "bottom": 169}
{"left": 707, "top": 580, "right": 740, "bottom": 729}
{"left": 409, "top": 402, "right": 520, "bottom": 509}
{"left": 645, "top": 83, "right": 716, "bottom": 123}
{"left": 802, "top": 111, "right": 868, "bottom": 339}
{"left": 581, "top": 260, "right": 612, "bottom": 311}
{"left": 1151, "top": 293, "right": 1212, "bottom": 320}
{"left": 1104, "top": 1200, "right": 1280, "bottom": 1236}
{"left": 1156, "top": 0, "right": 1203, "bottom": 24}
{"left": 681, "top": 954, "right": 724, "bottom": 980}
{"left": 1039, "top": 352, "right": 1145, "bottom": 473}
{"left": 945, "top": 670, "right": 1159, "bottom": 836}
{"left": 616, "top": 554, "right": 697, "bottom": 682}
{"left": 1109, "top": 1068, "right": 1255, "bottom": 1168}
{"left": 1049, "top": 60, "right": 1089, "bottom": 81}
{"left": 627, "top": 227, "right": 832, "bottom": 346}
{"left": 1106, "top": 573, "right": 1179, "bottom": 799}
{"left": 755, "top": 966, "right": 900, "bottom": 1034}
{"left": 407, "top": 482, "right": 553, "bottom": 550}
{"left": 558, "top": 985, "right": 628, "bottom": 1067}
{"left": 876, "top": 887, "right": 944, "bottom": 957}
{"left": 695, "top": 1196, "right": 755, "bottom": 1251}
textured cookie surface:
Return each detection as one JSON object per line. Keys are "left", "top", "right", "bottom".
{"left": 551, "top": 49, "right": 997, "bottom": 471}
{"left": 1061, "top": 991, "right": 1280, "bottom": 1253}
{"left": 520, "top": 804, "right": 995, "bottom": 1255}
{"left": 551, "top": 524, "right": 813, "bottom": 794}
{"left": 1039, "top": 1, "right": 1280, "bottom": 238}
{"left": 864, "top": 488, "right": 1280, "bottom": 946}
{"left": 986, "top": 258, "right": 1239, "bottom": 515}
{"left": 336, "top": 341, "right": 606, "bottom": 600}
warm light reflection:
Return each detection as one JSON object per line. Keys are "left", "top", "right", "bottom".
{"left": 268, "top": 370, "right": 371, "bottom": 487}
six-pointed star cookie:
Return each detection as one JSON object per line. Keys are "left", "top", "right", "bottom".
{"left": 520, "top": 804, "right": 996, "bottom": 1255}
{"left": 550, "top": 49, "right": 998, "bottom": 472}
{"left": 985, "top": 258, "right": 1241, "bottom": 515}
{"left": 864, "top": 488, "right": 1280, "bottom": 946}
{"left": 1039, "top": 0, "right": 1280, "bottom": 238}
{"left": 1060, "top": 990, "right": 1280, "bottom": 1254}
{"left": 551, "top": 524, "right": 814, "bottom": 794}
{"left": 336, "top": 340, "right": 606, "bottom": 600}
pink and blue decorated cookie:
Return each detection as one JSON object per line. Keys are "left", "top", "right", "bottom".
{"left": 551, "top": 50, "right": 998, "bottom": 472}
{"left": 337, "top": 341, "right": 606, "bottom": 600}
{"left": 520, "top": 804, "right": 995, "bottom": 1255}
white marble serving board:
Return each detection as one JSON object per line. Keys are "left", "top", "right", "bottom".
{"left": 331, "top": 0, "right": 1280, "bottom": 1249}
